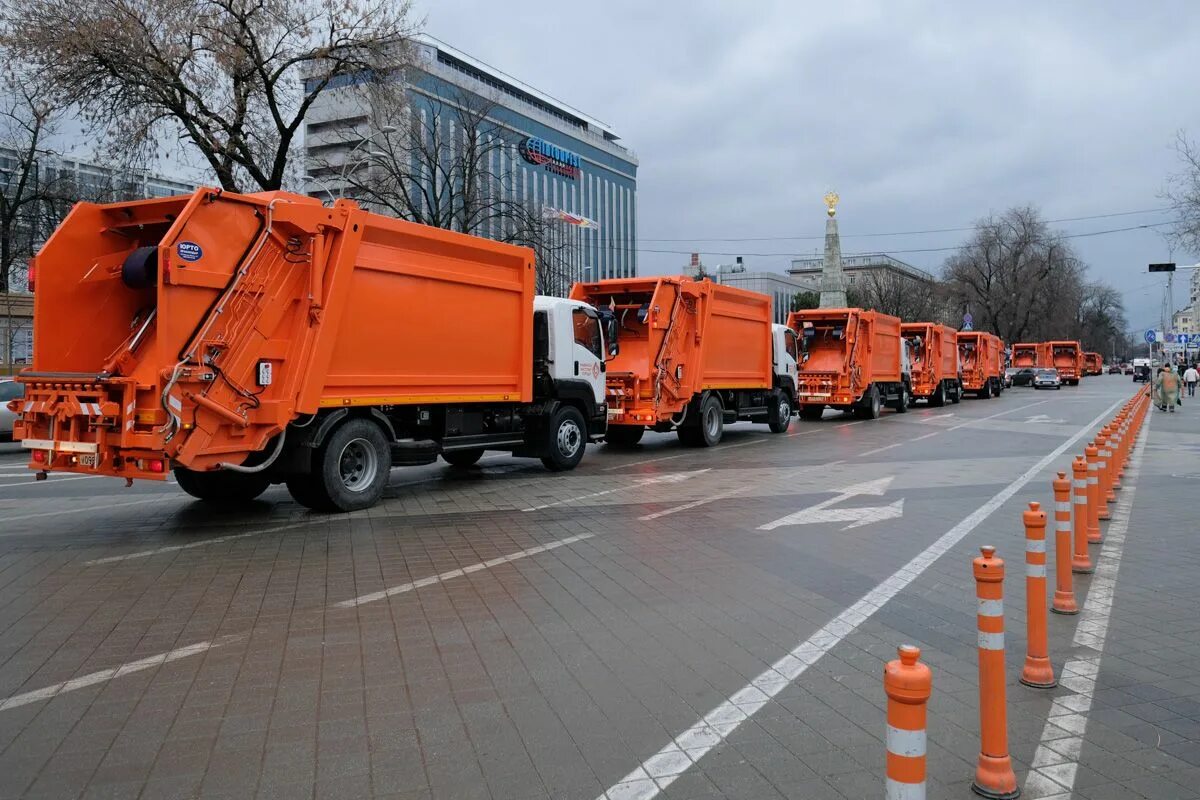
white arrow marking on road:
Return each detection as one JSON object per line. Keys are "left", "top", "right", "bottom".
{"left": 1024, "top": 414, "right": 1067, "bottom": 424}
{"left": 523, "top": 469, "right": 711, "bottom": 512}
{"left": 757, "top": 476, "right": 901, "bottom": 531}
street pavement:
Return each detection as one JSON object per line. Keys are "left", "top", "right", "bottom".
{"left": 0, "top": 376, "right": 1195, "bottom": 799}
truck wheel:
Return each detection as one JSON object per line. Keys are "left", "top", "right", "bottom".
{"left": 930, "top": 383, "right": 946, "bottom": 407}
{"left": 174, "top": 468, "right": 271, "bottom": 504}
{"left": 541, "top": 406, "right": 586, "bottom": 471}
{"left": 855, "top": 386, "right": 882, "bottom": 420}
{"left": 892, "top": 384, "right": 910, "bottom": 414}
{"left": 443, "top": 449, "right": 484, "bottom": 468}
{"left": 605, "top": 425, "right": 645, "bottom": 447}
{"left": 950, "top": 382, "right": 963, "bottom": 404}
{"left": 979, "top": 380, "right": 993, "bottom": 399}
{"left": 768, "top": 394, "right": 793, "bottom": 433}
{"left": 289, "top": 418, "right": 391, "bottom": 512}
{"left": 799, "top": 405, "right": 825, "bottom": 421}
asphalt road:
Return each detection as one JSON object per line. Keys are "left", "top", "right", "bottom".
{"left": 0, "top": 376, "right": 1156, "bottom": 799}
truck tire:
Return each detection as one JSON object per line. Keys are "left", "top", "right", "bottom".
{"left": 679, "top": 394, "right": 723, "bottom": 447}
{"left": 768, "top": 393, "right": 793, "bottom": 433}
{"left": 799, "top": 405, "right": 825, "bottom": 421}
{"left": 541, "top": 406, "right": 586, "bottom": 471}
{"left": 892, "top": 383, "right": 910, "bottom": 414}
{"left": 950, "top": 382, "right": 963, "bottom": 404}
{"left": 855, "top": 385, "right": 882, "bottom": 420}
{"left": 979, "top": 380, "right": 993, "bottom": 399}
{"left": 442, "top": 449, "right": 484, "bottom": 468}
{"left": 605, "top": 425, "right": 645, "bottom": 447}
{"left": 174, "top": 468, "right": 271, "bottom": 504}
{"left": 930, "top": 383, "right": 946, "bottom": 407}
{"left": 288, "top": 418, "right": 391, "bottom": 512}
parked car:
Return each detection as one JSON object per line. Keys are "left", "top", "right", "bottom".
{"left": 1033, "top": 368, "right": 1062, "bottom": 390}
{"left": 1002, "top": 367, "right": 1018, "bottom": 388}
{"left": 1107, "top": 365, "right": 1123, "bottom": 374}
{"left": 1123, "top": 364, "right": 1134, "bottom": 375}
{"left": 0, "top": 378, "right": 23, "bottom": 442}
{"left": 1008, "top": 367, "right": 1038, "bottom": 387}
{"left": 1132, "top": 364, "right": 1151, "bottom": 383}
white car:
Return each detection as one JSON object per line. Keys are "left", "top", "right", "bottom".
{"left": 1032, "top": 368, "right": 1062, "bottom": 390}
{"left": 0, "top": 378, "right": 23, "bottom": 442}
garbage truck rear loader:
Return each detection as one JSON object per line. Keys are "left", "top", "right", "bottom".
{"left": 901, "top": 322, "right": 962, "bottom": 406}
{"left": 11, "top": 189, "right": 613, "bottom": 511}
{"left": 957, "top": 331, "right": 1005, "bottom": 397}
{"left": 569, "top": 277, "right": 795, "bottom": 447}
{"left": 787, "top": 308, "right": 912, "bottom": 421}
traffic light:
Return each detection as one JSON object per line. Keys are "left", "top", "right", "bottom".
{"left": 1148, "top": 263, "right": 1176, "bottom": 272}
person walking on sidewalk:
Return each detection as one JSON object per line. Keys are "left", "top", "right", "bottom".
{"left": 1185, "top": 365, "right": 1199, "bottom": 398}
{"left": 1155, "top": 366, "right": 1181, "bottom": 412}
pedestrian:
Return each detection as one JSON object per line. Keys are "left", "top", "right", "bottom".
{"left": 1155, "top": 366, "right": 1181, "bottom": 412}
{"left": 1185, "top": 364, "right": 1199, "bottom": 398}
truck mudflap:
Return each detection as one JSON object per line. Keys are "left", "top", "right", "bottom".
{"left": 12, "top": 376, "right": 170, "bottom": 480}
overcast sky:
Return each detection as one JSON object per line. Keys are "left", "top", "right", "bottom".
{"left": 421, "top": 0, "right": 1200, "bottom": 336}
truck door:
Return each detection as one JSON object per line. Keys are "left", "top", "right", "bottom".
{"left": 571, "top": 306, "right": 607, "bottom": 405}
{"left": 773, "top": 325, "right": 798, "bottom": 394}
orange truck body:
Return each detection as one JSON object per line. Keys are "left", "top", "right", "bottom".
{"left": 957, "top": 331, "right": 1005, "bottom": 395}
{"left": 1012, "top": 343, "right": 1044, "bottom": 369}
{"left": 13, "top": 188, "right": 535, "bottom": 481}
{"left": 787, "top": 307, "right": 905, "bottom": 414}
{"left": 901, "top": 322, "right": 960, "bottom": 401}
{"left": 1046, "top": 340, "right": 1083, "bottom": 384}
{"left": 569, "top": 277, "right": 772, "bottom": 426}
{"left": 1083, "top": 352, "right": 1103, "bottom": 376}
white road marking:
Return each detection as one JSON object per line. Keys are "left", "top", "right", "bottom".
{"left": 909, "top": 432, "right": 940, "bottom": 442}
{"left": 522, "top": 470, "right": 710, "bottom": 512}
{"left": 761, "top": 499, "right": 906, "bottom": 530}
{"left": 758, "top": 476, "right": 895, "bottom": 531}
{"left": 334, "top": 532, "right": 595, "bottom": 608}
{"left": 596, "top": 397, "right": 1124, "bottom": 800}
{"left": 0, "top": 634, "right": 245, "bottom": 712}
{"left": 947, "top": 399, "right": 1048, "bottom": 431}
{"left": 0, "top": 498, "right": 168, "bottom": 526}
{"left": 1023, "top": 411, "right": 1147, "bottom": 799}
{"left": 636, "top": 460, "right": 847, "bottom": 521}
{"left": 0, "top": 474, "right": 111, "bottom": 489}
{"left": 83, "top": 520, "right": 316, "bottom": 566}
{"left": 858, "top": 442, "right": 902, "bottom": 457}
{"left": 602, "top": 452, "right": 689, "bottom": 471}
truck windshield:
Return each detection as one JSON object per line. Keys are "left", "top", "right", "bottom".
{"left": 572, "top": 309, "right": 604, "bottom": 359}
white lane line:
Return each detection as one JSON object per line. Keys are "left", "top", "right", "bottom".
{"left": 522, "top": 469, "right": 710, "bottom": 512}
{"left": 0, "top": 498, "right": 168, "bottom": 526}
{"left": 858, "top": 442, "right": 902, "bottom": 457}
{"left": 596, "top": 397, "right": 1124, "bottom": 800}
{"left": 334, "top": 532, "right": 595, "bottom": 609}
{"left": 83, "top": 520, "right": 316, "bottom": 566}
{"left": 909, "top": 432, "right": 940, "bottom": 442}
{"left": 947, "top": 399, "right": 1049, "bottom": 431}
{"left": 603, "top": 452, "right": 688, "bottom": 471}
{"left": 1023, "top": 412, "right": 1147, "bottom": 799}
{"left": 639, "top": 458, "right": 849, "bottom": 521}
{"left": 0, "top": 475, "right": 111, "bottom": 489}
{"left": 0, "top": 634, "right": 245, "bottom": 712}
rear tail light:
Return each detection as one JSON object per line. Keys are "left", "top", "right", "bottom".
{"left": 147, "top": 459, "right": 166, "bottom": 473}
{"left": 32, "top": 450, "right": 46, "bottom": 463}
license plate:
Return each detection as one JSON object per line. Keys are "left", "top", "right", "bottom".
{"left": 79, "top": 454, "right": 98, "bottom": 467}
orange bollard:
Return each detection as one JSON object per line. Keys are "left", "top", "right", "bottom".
{"left": 1071, "top": 456, "right": 1093, "bottom": 574}
{"left": 1085, "top": 443, "right": 1102, "bottom": 543}
{"left": 1096, "top": 431, "right": 1112, "bottom": 521}
{"left": 1110, "top": 417, "right": 1125, "bottom": 489}
{"left": 1101, "top": 425, "right": 1117, "bottom": 502}
{"left": 972, "top": 546, "right": 1020, "bottom": 799}
{"left": 1020, "top": 502, "right": 1056, "bottom": 688}
{"left": 1051, "top": 472, "right": 1078, "bottom": 614}
{"left": 885, "top": 645, "right": 932, "bottom": 800}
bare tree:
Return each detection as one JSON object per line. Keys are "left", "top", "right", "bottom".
{"left": 853, "top": 268, "right": 947, "bottom": 322}
{"left": 324, "top": 85, "right": 578, "bottom": 294}
{"left": 1164, "top": 130, "right": 1200, "bottom": 257}
{"left": 3, "top": 0, "right": 418, "bottom": 192}
{"left": 942, "top": 206, "right": 1087, "bottom": 342}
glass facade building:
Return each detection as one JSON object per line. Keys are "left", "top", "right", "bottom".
{"left": 303, "top": 35, "right": 639, "bottom": 295}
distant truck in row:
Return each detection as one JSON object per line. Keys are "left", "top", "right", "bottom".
{"left": 12, "top": 189, "right": 619, "bottom": 511}
{"left": 789, "top": 308, "right": 912, "bottom": 420}
{"left": 957, "top": 332, "right": 1006, "bottom": 398}
{"left": 570, "top": 277, "right": 797, "bottom": 447}
{"left": 901, "top": 322, "right": 962, "bottom": 405}
{"left": 1046, "top": 340, "right": 1083, "bottom": 385}
{"left": 1083, "top": 352, "right": 1104, "bottom": 376}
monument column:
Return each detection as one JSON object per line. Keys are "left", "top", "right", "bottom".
{"left": 818, "top": 191, "right": 848, "bottom": 308}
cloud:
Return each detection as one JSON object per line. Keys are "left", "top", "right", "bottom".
{"left": 421, "top": 0, "right": 1200, "bottom": 328}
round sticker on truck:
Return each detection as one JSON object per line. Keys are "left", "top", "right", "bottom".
{"left": 176, "top": 241, "right": 203, "bottom": 262}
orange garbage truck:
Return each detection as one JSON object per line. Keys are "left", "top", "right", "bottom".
{"left": 787, "top": 308, "right": 912, "bottom": 421}
{"left": 1047, "top": 340, "right": 1083, "bottom": 385}
{"left": 901, "top": 322, "right": 962, "bottom": 406}
{"left": 957, "top": 332, "right": 1005, "bottom": 397}
{"left": 568, "top": 277, "right": 797, "bottom": 447}
{"left": 9, "top": 189, "right": 617, "bottom": 511}
{"left": 1083, "top": 352, "right": 1103, "bottom": 376}
{"left": 1012, "top": 342, "right": 1042, "bottom": 369}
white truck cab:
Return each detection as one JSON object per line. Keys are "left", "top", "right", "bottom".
{"left": 533, "top": 296, "right": 611, "bottom": 430}
{"left": 772, "top": 323, "right": 799, "bottom": 401}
